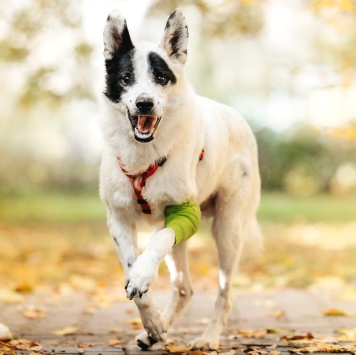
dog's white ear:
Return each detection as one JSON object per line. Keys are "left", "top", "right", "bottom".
{"left": 160, "top": 9, "right": 189, "bottom": 64}
{"left": 103, "top": 10, "right": 134, "bottom": 60}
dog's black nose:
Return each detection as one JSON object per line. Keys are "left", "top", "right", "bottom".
{"left": 136, "top": 98, "right": 154, "bottom": 114}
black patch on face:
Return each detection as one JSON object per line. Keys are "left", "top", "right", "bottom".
{"left": 104, "top": 21, "right": 135, "bottom": 103}
{"left": 147, "top": 52, "right": 177, "bottom": 86}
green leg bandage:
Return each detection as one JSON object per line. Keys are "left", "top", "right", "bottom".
{"left": 165, "top": 199, "right": 201, "bottom": 245}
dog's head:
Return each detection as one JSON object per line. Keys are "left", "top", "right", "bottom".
{"left": 103, "top": 9, "right": 189, "bottom": 143}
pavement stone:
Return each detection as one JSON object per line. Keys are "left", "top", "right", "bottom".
{"left": 1, "top": 289, "right": 356, "bottom": 354}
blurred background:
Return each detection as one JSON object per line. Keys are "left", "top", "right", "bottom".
{"left": 1, "top": 0, "right": 356, "bottom": 302}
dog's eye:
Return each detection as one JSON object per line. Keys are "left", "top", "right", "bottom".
{"left": 156, "top": 75, "right": 168, "bottom": 85}
{"left": 121, "top": 75, "right": 132, "bottom": 85}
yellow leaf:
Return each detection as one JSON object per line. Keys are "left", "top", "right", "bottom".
{"left": 53, "top": 326, "right": 78, "bottom": 336}
{"left": 266, "top": 310, "right": 286, "bottom": 319}
{"left": 337, "top": 328, "right": 356, "bottom": 341}
{"left": 108, "top": 339, "right": 121, "bottom": 345}
{"left": 21, "top": 307, "right": 47, "bottom": 319}
{"left": 164, "top": 345, "right": 192, "bottom": 353}
{"left": 322, "top": 308, "right": 347, "bottom": 316}
{"left": 126, "top": 318, "right": 142, "bottom": 330}
{"left": 109, "top": 327, "right": 122, "bottom": 334}
{"left": 236, "top": 329, "right": 267, "bottom": 338}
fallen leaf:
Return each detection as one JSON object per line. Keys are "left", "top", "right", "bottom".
{"left": 21, "top": 307, "right": 47, "bottom": 319}
{"left": 288, "top": 342, "right": 356, "bottom": 353}
{"left": 266, "top": 310, "right": 286, "bottom": 319}
{"left": 53, "top": 326, "right": 78, "bottom": 336}
{"left": 78, "top": 342, "right": 96, "bottom": 348}
{"left": 336, "top": 328, "right": 356, "bottom": 341}
{"left": 267, "top": 328, "right": 294, "bottom": 335}
{"left": 322, "top": 308, "right": 356, "bottom": 317}
{"left": 108, "top": 339, "right": 121, "bottom": 345}
{"left": 1, "top": 339, "right": 43, "bottom": 352}
{"left": 281, "top": 333, "right": 314, "bottom": 341}
{"left": 109, "top": 327, "right": 122, "bottom": 334}
{"left": 14, "top": 283, "right": 34, "bottom": 294}
{"left": 236, "top": 329, "right": 267, "bottom": 339}
{"left": 322, "top": 308, "right": 347, "bottom": 316}
{"left": 126, "top": 318, "right": 142, "bottom": 330}
{"left": 164, "top": 345, "right": 192, "bottom": 353}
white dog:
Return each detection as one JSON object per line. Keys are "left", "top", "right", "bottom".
{"left": 100, "top": 8, "right": 262, "bottom": 350}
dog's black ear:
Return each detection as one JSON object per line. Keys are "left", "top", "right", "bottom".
{"left": 103, "top": 10, "right": 134, "bottom": 60}
{"left": 160, "top": 8, "right": 189, "bottom": 64}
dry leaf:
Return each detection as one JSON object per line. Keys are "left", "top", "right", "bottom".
{"left": 336, "top": 328, "right": 356, "bottom": 341}
{"left": 281, "top": 332, "right": 314, "bottom": 341}
{"left": 78, "top": 342, "right": 96, "bottom": 348}
{"left": 14, "top": 283, "right": 34, "bottom": 294}
{"left": 289, "top": 342, "right": 356, "bottom": 353}
{"left": 126, "top": 318, "right": 142, "bottom": 330}
{"left": 108, "top": 339, "right": 121, "bottom": 345}
{"left": 53, "top": 326, "right": 78, "bottom": 336}
{"left": 1, "top": 339, "right": 43, "bottom": 352}
{"left": 21, "top": 307, "right": 47, "bottom": 319}
{"left": 266, "top": 310, "right": 286, "bottom": 319}
{"left": 109, "top": 327, "right": 122, "bottom": 334}
{"left": 164, "top": 345, "right": 192, "bottom": 353}
{"left": 323, "top": 308, "right": 356, "bottom": 317}
{"left": 322, "top": 308, "right": 347, "bottom": 316}
{"left": 236, "top": 329, "right": 267, "bottom": 339}
{"left": 0, "top": 323, "right": 12, "bottom": 341}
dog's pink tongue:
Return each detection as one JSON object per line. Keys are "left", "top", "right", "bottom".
{"left": 137, "top": 115, "right": 155, "bottom": 133}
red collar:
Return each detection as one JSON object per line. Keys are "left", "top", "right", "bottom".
{"left": 117, "top": 157, "right": 167, "bottom": 214}
{"left": 118, "top": 150, "right": 204, "bottom": 215}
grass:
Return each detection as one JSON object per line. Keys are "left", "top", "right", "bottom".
{"left": 258, "top": 193, "right": 356, "bottom": 223}
{"left": 1, "top": 189, "right": 355, "bottom": 224}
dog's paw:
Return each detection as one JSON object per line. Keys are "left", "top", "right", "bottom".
{"left": 139, "top": 310, "right": 168, "bottom": 342}
{"left": 189, "top": 337, "right": 219, "bottom": 350}
{"left": 126, "top": 256, "right": 157, "bottom": 300}
{"left": 136, "top": 332, "right": 159, "bottom": 350}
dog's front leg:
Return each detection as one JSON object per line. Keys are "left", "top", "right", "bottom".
{"left": 108, "top": 215, "right": 138, "bottom": 286}
{"left": 125, "top": 228, "right": 175, "bottom": 299}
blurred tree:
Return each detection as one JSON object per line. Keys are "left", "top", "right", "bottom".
{"left": 149, "top": 0, "right": 265, "bottom": 37}
{"left": 256, "top": 124, "right": 356, "bottom": 195}
{"left": 0, "top": 0, "right": 94, "bottom": 110}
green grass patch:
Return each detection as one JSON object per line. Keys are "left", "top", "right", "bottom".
{"left": 0, "top": 190, "right": 355, "bottom": 224}
{"left": 0, "top": 190, "right": 106, "bottom": 223}
{"left": 258, "top": 192, "right": 356, "bottom": 223}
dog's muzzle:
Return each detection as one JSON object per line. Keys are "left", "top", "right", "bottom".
{"left": 128, "top": 111, "right": 161, "bottom": 143}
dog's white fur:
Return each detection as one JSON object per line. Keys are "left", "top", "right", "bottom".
{"left": 100, "top": 9, "right": 262, "bottom": 350}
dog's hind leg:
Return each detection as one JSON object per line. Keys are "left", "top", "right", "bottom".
{"left": 190, "top": 196, "right": 245, "bottom": 350}
{"left": 136, "top": 241, "right": 193, "bottom": 348}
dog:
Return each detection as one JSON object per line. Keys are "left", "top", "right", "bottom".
{"left": 99, "top": 8, "right": 263, "bottom": 350}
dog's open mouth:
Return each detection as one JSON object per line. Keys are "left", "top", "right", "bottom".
{"left": 128, "top": 111, "right": 161, "bottom": 143}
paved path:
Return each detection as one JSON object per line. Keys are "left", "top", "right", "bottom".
{"left": 1, "top": 288, "right": 356, "bottom": 354}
